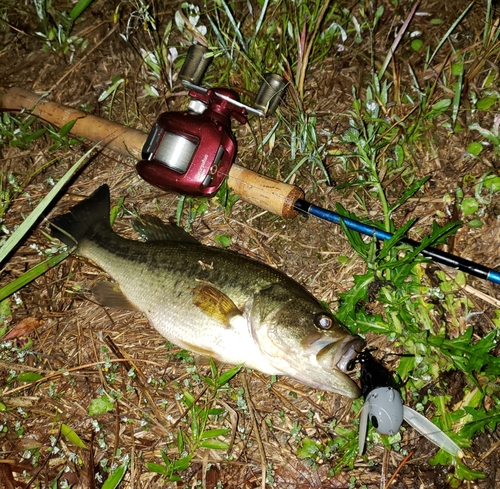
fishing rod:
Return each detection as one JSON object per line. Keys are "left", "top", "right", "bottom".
{"left": 1, "top": 50, "right": 499, "bottom": 286}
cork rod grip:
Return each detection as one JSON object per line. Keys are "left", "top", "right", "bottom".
{"left": 0, "top": 87, "right": 302, "bottom": 217}
{"left": 0, "top": 87, "right": 146, "bottom": 160}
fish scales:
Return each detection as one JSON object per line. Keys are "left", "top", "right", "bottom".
{"left": 50, "top": 185, "right": 365, "bottom": 397}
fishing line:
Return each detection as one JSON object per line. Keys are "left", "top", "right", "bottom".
{"left": 217, "top": 165, "right": 500, "bottom": 286}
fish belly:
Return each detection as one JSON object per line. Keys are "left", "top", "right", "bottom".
{"left": 79, "top": 239, "right": 281, "bottom": 374}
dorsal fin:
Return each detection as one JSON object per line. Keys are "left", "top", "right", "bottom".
{"left": 132, "top": 215, "right": 200, "bottom": 244}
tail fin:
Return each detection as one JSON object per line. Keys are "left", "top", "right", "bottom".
{"left": 50, "top": 185, "right": 112, "bottom": 247}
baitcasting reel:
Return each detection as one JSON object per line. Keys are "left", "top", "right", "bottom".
{"left": 137, "top": 44, "right": 287, "bottom": 197}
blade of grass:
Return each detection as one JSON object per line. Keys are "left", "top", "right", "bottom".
{"left": 378, "top": 0, "right": 420, "bottom": 80}
{"left": 218, "top": 0, "right": 247, "bottom": 53}
{"left": 426, "top": 2, "right": 474, "bottom": 69}
{"left": 0, "top": 248, "right": 73, "bottom": 302}
{"left": 452, "top": 56, "right": 464, "bottom": 127}
{"left": 69, "top": 0, "right": 95, "bottom": 21}
{"left": 483, "top": 0, "right": 493, "bottom": 47}
{"left": 0, "top": 144, "right": 97, "bottom": 265}
{"left": 254, "top": 0, "right": 270, "bottom": 37}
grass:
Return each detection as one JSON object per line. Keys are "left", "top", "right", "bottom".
{"left": 1, "top": 0, "right": 500, "bottom": 487}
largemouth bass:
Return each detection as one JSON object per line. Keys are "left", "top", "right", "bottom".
{"left": 50, "top": 185, "right": 364, "bottom": 398}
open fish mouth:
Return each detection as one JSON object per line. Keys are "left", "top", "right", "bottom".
{"left": 316, "top": 336, "right": 366, "bottom": 373}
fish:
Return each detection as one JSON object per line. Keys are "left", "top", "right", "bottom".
{"left": 50, "top": 184, "right": 365, "bottom": 398}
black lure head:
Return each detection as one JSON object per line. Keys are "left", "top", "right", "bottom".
{"left": 347, "top": 349, "right": 400, "bottom": 399}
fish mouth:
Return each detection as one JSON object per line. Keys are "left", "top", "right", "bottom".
{"left": 316, "top": 336, "right": 366, "bottom": 373}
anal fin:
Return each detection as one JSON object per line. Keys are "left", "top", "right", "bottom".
{"left": 92, "top": 281, "right": 137, "bottom": 310}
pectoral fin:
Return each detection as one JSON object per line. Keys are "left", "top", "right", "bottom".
{"left": 92, "top": 281, "right": 137, "bottom": 310}
{"left": 192, "top": 285, "right": 241, "bottom": 327}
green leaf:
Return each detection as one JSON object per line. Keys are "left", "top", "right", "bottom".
{"left": 335, "top": 204, "right": 374, "bottom": 260}
{"left": 109, "top": 197, "right": 125, "bottom": 226}
{"left": 216, "top": 364, "right": 242, "bottom": 387}
{"left": 199, "top": 439, "right": 229, "bottom": 450}
{"left": 98, "top": 77, "right": 125, "bottom": 102}
{"left": 215, "top": 234, "right": 231, "bottom": 247}
{"left": 483, "top": 174, "right": 500, "bottom": 192}
{"left": 427, "top": 328, "right": 500, "bottom": 376}
{"left": 411, "top": 39, "right": 423, "bottom": 51}
{"left": 102, "top": 462, "right": 129, "bottom": 489}
{"left": 0, "top": 298, "right": 12, "bottom": 325}
{"left": 297, "top": 437, "right": 321, "bottom": 459}
{"left": 377, "top": 219, "right": 416, "bottom": 261}
{"left": 61, "top": 423, "right": 87, "bottom": 448}
{"left": 176, "top": 427, "right": 184, "bottom": 453}
{"left": 454, "top": 460, "right": 486, "bottom": 482}
{"left": 88, "top": 395, "right": 114, "bottom": 415}
{"left": 428, "top": 99, "right": 452, "bottom": 120}
{"left": 460, "top": 198, "right": 479, "bottom": 215}
{"left": 336, "top": 272, "right": 374, "bottom": 324}
{"left": 171, "top": 455, "right": 192, "bottom": 472}
{"left": 467, "top": 219, "right": 483, "bottom": 228}
{"left": 390, "top": 176, "right": 430, "bottom": 213}
{"left": 207, "top": 408, "right": 226, "bottom": 415}
{"left": 466, "top": 142, "right": 483, "bottom": 156}
{"left": 69, "top": 0, "right": 95, "bottom": 21}
{"left": 461, "top": 396, "right": 500, "bottom": 437}
{"left": 451, "top": 63, "right": 463, "bottom": 76}
{"left": 146, "top": 462, "right": 166, "bottom": 475}
{"left": 58, "top": 119, "right": 77, "bottom": 138}
{"left": 17, "top": 372, "right": 44, "bottom": 382}
{"left": 200, "top": 428, "right": 230, "bottom": 439}
{"left": 476, "top": 95, "right": 497, "bottom": 111}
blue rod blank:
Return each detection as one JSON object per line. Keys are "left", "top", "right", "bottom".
{"left": 294, "top": 199, "right": 500, "bottom": 286}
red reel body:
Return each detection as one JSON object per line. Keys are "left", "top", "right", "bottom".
{"left": 137, "top": 88, "right": 247, "bottom": 197}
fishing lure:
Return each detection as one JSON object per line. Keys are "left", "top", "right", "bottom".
{"left": 348, "top": 350, "right": 464, "bottom": 458}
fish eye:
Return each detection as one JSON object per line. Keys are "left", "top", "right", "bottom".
{"left": 315, "top": 313, "right": 333, "bottom": 330}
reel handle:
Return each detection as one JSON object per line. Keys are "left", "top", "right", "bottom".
{"left": 0, "top": 87, "right": 303, "bottom": 218}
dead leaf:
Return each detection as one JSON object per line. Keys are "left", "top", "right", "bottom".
{"left": 1, "top": 318, "right": 41, "bottom": 342}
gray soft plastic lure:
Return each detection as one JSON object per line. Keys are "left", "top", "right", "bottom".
{"left": 348, "top": 350, "right": 464, "bottom": 458}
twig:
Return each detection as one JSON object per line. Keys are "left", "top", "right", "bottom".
{"left": 242, "top": 374, "right": 267, "bottom": 489}
{"left": 0, "top": 357, "right": 165, "bottom": 397}
{"left": 385, "top": 449, "right": 415, "bottom": 488}
{"left": 378, "top": 0, "right": 420, "bottom": 80}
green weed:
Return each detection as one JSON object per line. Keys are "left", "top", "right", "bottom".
{"left": 147, "top": 360, "right": 240, "bottom": 482}
{"left": 32, "top": 0, "right": 94, "bottom": 59}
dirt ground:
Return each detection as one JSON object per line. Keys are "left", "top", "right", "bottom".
{"left": 1, "top": 0, "right": 500, "bottom": 488}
